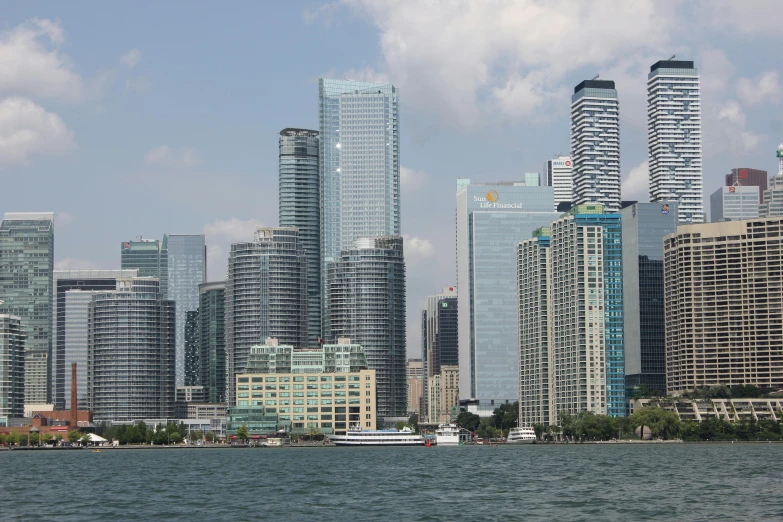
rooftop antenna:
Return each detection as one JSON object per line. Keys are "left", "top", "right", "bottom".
{"left": 592, "top": 74, "right": 600, "bottom": 80}
{"left": 668, "top": 54, "right": 676, "bottom": 61}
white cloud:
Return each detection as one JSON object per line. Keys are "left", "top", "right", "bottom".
{"left": 403, "top": 234, "right": 436, "bottom": 264}
{"left": 621, "top": 161, "right": 649, "bottom": 202}
{"left": 144, "top": 145, "right": 200, "bottom": 168}
{"left": 699, "top": 48, "right": 735, "bottom": 96}
{"left": 120, "top": 49, "right": 142, "bottom": 69}
{"left": 55, "top": 257, "right": 99, "bottom": 270}
{"left": 736, "top": 71, "right": 781, "bottom": 106}
{"left": 695, "top": 0, "right": 781, "bottom": 35}
{"left": 124, "top": 76, "right": 150, "bottom": 93}
{"left": 717, "top": 100, "right": 746, "bottom": 126}
{"left": 400, "top": 166, "right": 427, "bottom": 193}
{"left": 0, "top": 97, "right": 75, "bottom": 167}
{"left": 703, "top": 99, "right": 763, "bottom": 157}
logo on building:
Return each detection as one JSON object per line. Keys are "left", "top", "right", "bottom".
{"left": 565, "top": 160, "right": 572, "bottom": 167}
{"left": 661, "top": 204, "right": 670, "bottom": 214}
{"left": 729, "top": 186, "right": 736, "bottom": 193}
{"left": 123, "top": 242, "right": 131, "bottom": 250}
{"left": 486, "top": 190, "right": 499, "bottom": 203}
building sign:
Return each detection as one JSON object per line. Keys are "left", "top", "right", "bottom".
{"left": 552, "top": 160, "right": 572, "bottom": 167}
{"left": 123, "top": 242, "right": 131, "bottom": 250}
{"left": 729, "top": 186, "right": 736, "bottom": 193}
{"left": 661, "top": 204, "right": 670, "bottom": 214}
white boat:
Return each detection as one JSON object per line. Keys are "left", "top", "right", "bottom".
{"left": 506, "top": 426, "right": 536, "bottom": 444}
{"left": 328, "top": 426, "right": 425, "bottom": 446}
{"left": 435, "top": 423, "right": 462, "bottom": 446}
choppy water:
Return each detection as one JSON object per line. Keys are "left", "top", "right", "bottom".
{"left": 2, "top": 443, "right": 782, "bottom": 521}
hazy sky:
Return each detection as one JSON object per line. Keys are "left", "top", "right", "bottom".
{"left": 1, "top": 1, "right": 782, "bottom": 356}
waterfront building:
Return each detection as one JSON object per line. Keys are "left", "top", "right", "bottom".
{"left": 406, "top": 359, "right": 423, "bottom": 416}
{"left": 167, "top": 234, "right": 206, "bottom": 387}
{"left": 456, "top": 180, "right": 559, "bottom": 415}
{"left": 648, "top": 58, "right": 703, "bottom": 224}
{"left": 175, "top": 385, "right": 207, "bottom": 403}
{"left": 198, "top": 282, "right": 226, "bottom": 404}
{"left": 325, "top": 236, "right": 406, "bottom": 419}
{"left": 225, "top": 228, "right": 307, "bottom": 405}
{"left": 426, "top": 365, "right": 459, "bottom": 425}
{"left": 710, "top": 185, "right": 760, "bottom": 222}
{"left": 52, "top": 269, "right": 137, "bottom": 410}
{"left": 664, "top": 217, "right": 783, "bottom": 395}
{"left": 630, "top": 398, "right": 783, "bottom": 423}
{"left": 725, "top": 168, "right": 767, "bottom": 204}
{"left": 0, "top": 315, "right": 26, "bottom": 418}
{"left": 543, "top": 155, "right": 573, "bottom": 211}
{"left": 421, "top": 286, "right": 457, "bottom": 422}
{"left": 88, "top": 277, "right": 175, "bottom": 421}
{"left": 0, "top": 213, "right": 54, "bottom": 405}
{"left": 619, "top": 202, "right": 678, "bottom": 395}
{"left": 759, "top": 144, "right": 783, "bottom": 217}
{"left": 121, "top": 237, "right": 168, "bottom": 297}
{"left": 570, "top": 80, "right": 620, "bottom": 212}
{"left": 279, "top": 128, "right": 321, "bottom": 344}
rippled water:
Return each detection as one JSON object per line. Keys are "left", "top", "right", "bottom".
{"left": 2, "top": 444, "right": 782, "bottom": 521}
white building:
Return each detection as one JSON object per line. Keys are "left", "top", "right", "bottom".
{"left": 544, "top": 155, "right": 573, "bottom": 210}
{"left": 710, "top": 185, "right": 760, "bottom": 222}
{"left": 648, "top": 58, "right": 703, "bottom": 224}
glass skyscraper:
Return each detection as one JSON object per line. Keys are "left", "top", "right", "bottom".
{"left": 0, "top": 314, "right": 26, "bottom": 418}
{"left": 279, "top": 128, "right": 321, "bottom": 344}
{"left": 199, "top": 281, "right": 226, "bottom": 404}
{"left": 0, "top": 212, "right": 54, "bottom": 405}
{"left": 421, "top": 286, "right": 457, "bottom": 423}
{"left": 121, "top": 236, "right": 169, "bottom": 298}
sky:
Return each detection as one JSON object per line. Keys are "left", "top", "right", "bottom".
{"left": 1, "top": 0, "right": 782, "bottom": 357}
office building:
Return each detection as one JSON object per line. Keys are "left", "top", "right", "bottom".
{"left": 52, "top": 269, "right": 137, "bottom": 410}
{"left": 664, "top": 217, "right": 783, "bottom": 395}
{"left": 199, "top": 282, "right": 226, "bottom": 404}
{"left": 427, "top": 365, "right": 459, "bottom": 425}
{"left": 0, "top": 315, "right": 26, "bottom": 418}
{"left": 456, "top": 180, "right": 559, "bottom": 415}
{"left": 121, "top": 237, "right": 168, "bottom": 297}
{"left": 725, "top": 168, "right": 767, "bottom": 203}
{"left": 760, "top": 144, "right": 783, "bottom": 217}
{"left": 279, "top": 128, "right": 321, "bottom": 344}
{"left": 648, "top": 58, "right": 703, "bottom": 224}
{"left": 325, "top": 236, "right": 406, "bottom": 420}
{"left": 184, "top": 310, "right": 199, "bottom": 386}
{"left": 570, "top": 80, "right": 620, "bottom": 212}
{"left": 619, "top": 202, "right": 678, "bottom": 394}
{"left": 421, "top": 286, "right": 457, "bottom": 422}
{"left": 524, "top": 172, "right": 540, "bottom": 187}
{"left": 0, "top": 213, "right": 54, "bottom": 405}
{"left": 225, "top": 228, "right": 307, "bottom": 405}
{"left": 88, "top": 277, "right": 175, "bottom": 421}
{"left": 167, "top": 234, "right": 206, "bottom": 387}
{"left": 406, "top": 358, "right": 423, "bottom": 415}
{"left": 710, "top": 186, "right": 760, "bottom": 222}
{"left": 544, "top": 155, "right": 573, "bottom": 211}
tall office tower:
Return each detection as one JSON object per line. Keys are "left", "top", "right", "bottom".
{"left": 421, "top": 286, "right": 457, "bottom": 422}
{"left": 0, "top": 213, "right": 54, "bottom": 405}
{"left": 225, "top": 228, "right": 307, "bottom": 405}
{"left": 517, "top": 228, "right": 552, "bottom": 427}
{"left": 406, "top": 358, "right": 423, "bottom": 415}
{"left": 121, "top": 236, "right": 168, "bottom": 298}
{"left": 524, "top": 173, "right": 540, "bottom": 186}
{"left": 760, "top": 144, "right": 783, "bottom": 217}
{"left": 725, "top": 168, "right": 767, "bottom": 203}
{"left": 325, "top": 236, "right": 406, "bottom": 420}
{"left": 88, "top": 277, "right": 175, "bottom": 421}
{"left": 0, "top": 315, "right": 26, "bottom": 418}
{"left": 710, "top": 186, "right": 760, "bottom": 222}
{"left": 184, "top": 311, "right": 199, "bottom": 386}
{"left": 456, "top": 180, "right": 559, "bottom": 416}
{"left": 664, "top": 217, "right": 783, "bottom": 395}
{"left": 619, "top": 202, "right": 678, "bottom": 395}
{"left": 544, "top": 155, "right": 573, "bottom": 210}
{"left": 52, "top": 269, "right": 137, "bottom": 410}
{"left": 279, "top": 128, "right": 321, "bottom": 345}
{"left": 198, "top": 281, "right": 226, "bottom": 404}
{"left": 648, "top": 58, "right": 703, "bottom": 224}
{"left": 167, "top": 234, "right": 206, "bottom": 386}
{"left": 571, "top": 80, "right": 621, "bottom": 212}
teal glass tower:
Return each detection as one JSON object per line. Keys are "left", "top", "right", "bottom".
{"left": 121, "top": 236, "right": 169, "bottom": 298}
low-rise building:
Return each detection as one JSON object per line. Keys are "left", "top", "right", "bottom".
{"left": 630, "top": 398, "right": 783, "bottom": 423}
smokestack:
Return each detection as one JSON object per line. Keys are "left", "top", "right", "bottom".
{"left": 71, "top": 363, "right": 77, "bottom": 428}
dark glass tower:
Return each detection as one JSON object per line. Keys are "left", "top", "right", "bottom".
{"left": 184, "top": 310, "right": 200, "bottom": 386}
{"left": 199, "top": 282, "right": 226, "bottom": 403}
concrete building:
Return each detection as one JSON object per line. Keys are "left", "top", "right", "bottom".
{"left": 544, "top": 155, "right": 573, "bottom": 211}
{"left": 0, "top": 315, "right": 26, "bottom": 418}
{"left": 406, "top": 359, "right": 423, "bottom": 416}
{"left": 630, "top": 398, "right": 783, "bottom": 423}
{"left": 198, "top": 282, "right": 226, "bottom": 404}
{"left": 456, "top": 180, "right": 559, "bottom": 415}
{"left": 664, "top": 217, "right": 783, "bottom": 395}
{"left": 619, "top": 202, "right": 678, "bottom": 394}
{"left": 0, "top": 213, "right": 54, "bottom": 406}
{"left": 710, "top": 185, "right": 760, "bottom": 222}
{"left": 421, "top": 286, "right": 457, "bottom": 422}
{"left": 571, "top": 80, "right": 620, "bottom": 212}
{"left": 725, "top": 168, "right": 767, "bottom": 204}
{"left": 648, "top": 58, "right": 703, "bottom": 224}
{"left": 121, "top": 237, "right": 168, "bottom": 297}
{"left": 760, "top": 144, "right": 783, "bottom": 217}
{"left": 426, "top": 365, "right": 459, "bottom": 425}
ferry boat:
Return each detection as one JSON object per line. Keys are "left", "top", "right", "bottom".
{"left": 506, "top": 426, "right": 536, "bottom": 444}
{"left": 434, "top": 423, "right": 463, "bottom": 446}
{"left": 328, "top": 426, "right": 425, "bottom": 446}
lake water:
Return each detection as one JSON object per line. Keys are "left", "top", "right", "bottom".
{"left": 2, "top": 443, "right": 782, "bottom": 521}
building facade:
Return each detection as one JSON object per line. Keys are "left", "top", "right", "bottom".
{"left": 664, "top": 218, "right": 783, "bottom": 395}
{"left": 648, "top": 59, "right": 703, "bottom": 224}
{"left": 0, "top": 213, "right": 54, "bottom": 406}
{"left": 570, "top": 80, "right": 620, "bottom": 212}
{"left": 121, "top": 237, "right": 168, "bottom": 297}
{"left": 759, "top": 145, "right": 783, "bottom": 217}
{"left": 88, "top": 277, "right": 175, "bottom": 421}
{"left": 710, "top": 185, "right": 760, "bottom": 222}
{"left": 325, "top": 236, "right": 406, "bottom": 419}
{"left": 544, "top": 155, "right": 573, "bottom": 211}
{"left": 184, "top": 310, "right": 199, "bottom": 386}
{"left": 279, "top": 128, "right": 321, "bottom": 344}
{"left": 0, "top": 315, "right": 25, "bottom": 418}
{"left": 725, "top": 168, "right": 767, "bottom": 204}
{"left": 406, "top": 359, "right": 423, "bottom": 416}
{"left": 456, "top": 180, "right": 559, "bottom": 415}
{"left": 198, "top": 281, "right": 226, "bottom": 404}
{"left": 421, "top": 286, "right": 457, "bottom": 421}
{"left": 427, "top": 365, "right": 459, "bottom": 425}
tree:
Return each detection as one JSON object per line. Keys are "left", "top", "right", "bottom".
{"left": 532, "top": 423, "right": 546, "bottom": 441}
{"left": 407, "top": 413, "right": 418, "bottom": 430}
{"left": 28, "top": 431, "right": 40, "bottom": 446}
{"left": 54, "top": 433, "right": 64, "bottom": 446}
{"left": 67, "top": 429, "right": 81, "bottom": 444}
{"left": 205, "top": 431, "right": 216, "bottom": 443}
{"left": 395, "top": 421, "right": 406, "bottom": 431}
{"left": 80, "top": 433, "right": 92, "bottom": 446}
{"left": 455, "top": 412, "right": 481, "bottom": 433}
{"left": 6, "top": 431, "right": 18, "bottom": 446}
{"left": 236, "top": 424, "right": 250, "bottom": 443}
{"left": 492, "top": 402, "right": 519, "bottom": 433}
{"left": 189, "top": 430, "right": 203, "bottom": 442}
{"left": 476, "top": 417, "right": 500, "bottom": 439}
{"left": 0, "top": 433, "right": 6, "bottom": 445}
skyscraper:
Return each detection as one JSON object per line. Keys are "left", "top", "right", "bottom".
{"left": 184, "top": 310, "right": 199, "bottom": 386}
{"left": 225, "top": 228, "right": 307, "bottom": 405}
{"left": 53, "top": 269, "right": 138, "bottom": 410}
{"left": 456, "top": 181, "right": 559, "bottom": 415}
{"left": 544, "top": 155, "right": 573, "bottom": 210}
{"left": 167, "top": 234, "right": 207, "bottom": 386}
{"left": 121, "top": 237, "right": 168, "bottom": 297}
{"left": 421, "top": 286, "right": 457, "bottom": 422}
{"left": 279, "top": 128, "right": 321, "bottom": 344}
{"left": 710, "top": 186, "right": 760, "bottom": 222}
{"left": 760, "top": 144, "right": 783, "bottom": 217}
{"left": 725, "top": 168, "right": 767, "bottom": 203}
{"left": 325, "top": 236, "right": 406, "bottom": 420}
{"left": 648, "top": 58, "right": 703, "bottom": 224}
{"left": 571, "top": 79, "right": 620, "bottom": 212}
{"left": 0, "top": 212, "right": 54, "bottom": 405}
{"left": 88, "top": 277, "right": 175, "bottom": 421}
{"left": 199, "top": 281, "right": 226, "bottom": 403}
{"left": 0, "top": 314, "right": 26, "bottom": 418}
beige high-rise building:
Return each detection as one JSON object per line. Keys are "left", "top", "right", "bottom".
{"left": 664, "top": 217, "right": 783, "bottom": 395}
{"left": 406, "top": 359, "right": 423, "bottom": 415}
{"left": 426, "top": 365, "right": 459, "bottom": 424}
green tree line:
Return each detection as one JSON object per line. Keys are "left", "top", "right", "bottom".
{"left": 99, "top": 421, "right": 198, "bottom": 445}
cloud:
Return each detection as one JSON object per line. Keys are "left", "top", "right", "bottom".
{"left": 55, "top": 257, "right": 99, "bottom": 270}
{"left": 621, "top": 161, "right": 649, "bottom": 202}
{"left": 120, "top": 49, "right": 142, "bottom": 69}
{"left": 717, "top": 100, "right": 746, "bottom": 126}
{"left": 400, "top": 166, "right": 427, "bottom": 194}
{"left": 703, "top": 99, "right": 762, "bottom": 157}
{"left": 0, "top": 97, "right": 75, "bottom": 167}
{"left": 55, "top": 212, "right": 75, "bottom": 228}
{"left": 144, "top": 145, "right": 200, "bottom": 168}
{"left": 203, "top": 218, "right": 266, "bottom": 280}
{"left": 736, "top": 71, "right": 781, "bottom": 106}
{"left": 124, "top": 76, "right": 150, "bottom": 93}
{"left": 695, "top": 0, "right": 781, "bottom": 35}
{"left": 403, "top": 234, "right": 436, "bottom": 264}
